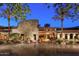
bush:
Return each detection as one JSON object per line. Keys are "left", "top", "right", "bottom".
{"left": 8, "top": 33, "right": 20, "bottom": 44}
{"left": 56, "top": 39, "right": 63, "bottom": 44}
{"left": 11, "top": 39, "right": 20, "bottom": 44}
{"left": 0, "top": 40, "right": 4, "bottom": 44}
{"left": 10, "top": 33, "right": 20, "bottom": 40}
{"left": 68, "top": 41, "right": 73, "bottom": 45}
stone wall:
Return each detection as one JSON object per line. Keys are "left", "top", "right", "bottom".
{"left": 17, "top": 19, "right": 39, "bottom": 42}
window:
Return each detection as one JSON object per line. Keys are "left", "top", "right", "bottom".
{"left": 70, "top": 34, "right": 73, "bottom": 39}
{"left": 65, "top": 34, "right": 68, "bottom": 39}
{"left": 75, "top": 34, "right": 78, "bottom": 39}
{"left": 33, "top": 34, "right": 36, "bottom": 40}
{"left": 60, "top": 34, "right": 62, "bottom": 38}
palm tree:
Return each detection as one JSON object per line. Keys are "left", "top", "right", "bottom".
{"left": 53, "top": 4, "right": 73, "bottom": 40}
{"left": 47, "top": 3, "right": 73, "bottom": 41}
{"left": 52, "top": 4, "right": 79, "bottom": 45}
{"left": 0, "top": 3, "right": 30, "bottom": 39}
{"left": 72, "top": 4, "right": 79, "bottom": 21}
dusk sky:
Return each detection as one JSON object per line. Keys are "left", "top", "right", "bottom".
{"left": 0, "top": 3, "right": 79, "bottom": 28}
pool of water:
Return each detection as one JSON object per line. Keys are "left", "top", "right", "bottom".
{"left": 0, "top": 43, "right": 79, "bottom": 56}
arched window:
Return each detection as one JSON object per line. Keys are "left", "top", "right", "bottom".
{"left": 75, "top": 34, "right": 78, "bottom": 39}
{"left": 33, "top": 34, "right": 36, "bottom": 40}
{"left": 70, "top": 34, "right": 73, "bottom": 39}
{"left": 65, "top": 34, "right": 68, "bottom": 39}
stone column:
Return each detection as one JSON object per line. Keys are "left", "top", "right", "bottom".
{"left": 73, "top": 33, "right": 75, "bottom": 39}
{"left": 73, "top": 33, "right": 75, "bottom": 44}
{"left": 57, "top": 33, "right": 60, "bottom": 39}
{"left": 62, "top": 33, "right": 65, "bottom": 39}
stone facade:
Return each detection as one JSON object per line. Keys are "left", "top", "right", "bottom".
{"left": 16, "top": 19, "right": 39, "bottom": 42}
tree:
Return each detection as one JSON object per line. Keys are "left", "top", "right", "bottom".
{"left": 72, "top": 4, "right": 79, "bottom": 21}
{"left": 46, "top": 3, "right": 73, "bottom": 40}
{"left": 44, "top": 23, "right": 50, "bottom": 27}
{"left": 0, "top": 3, "right": 30, "bottom": 39}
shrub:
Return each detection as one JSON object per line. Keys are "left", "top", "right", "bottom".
{"left": 56, "top": 39, "right": 63, "bottom": 44}
{"left": 68, "top": 41, "right": 73, "bottom": 45}
{"left": 9, "top": 33, "right": 20, "bottom": 44}
{"left": 0, "top": 40, "right": 4, "bottom": 44}
{"left": 10, "top": 33, "right": 19, "bottom": 40}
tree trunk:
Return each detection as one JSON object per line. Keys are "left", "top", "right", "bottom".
{"left": 61, "top": 18, "right": 64, "bottom": 40}
{"left": 8, "top": 15, "right": 10, "bottom": 39}
{"left": 45, "top": 27, "right": 48, "bottom": 40}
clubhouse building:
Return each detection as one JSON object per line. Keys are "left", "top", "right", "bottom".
{"left": 0, "top": 19, "right": 79, "bottom": 43}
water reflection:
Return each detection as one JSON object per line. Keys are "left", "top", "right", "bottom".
{"left": 0, "top": 43, "right": 79, "bottom": 56}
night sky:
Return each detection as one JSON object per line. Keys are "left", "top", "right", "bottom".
{"left": 0, "top": 3, "right": 79, "bottom": 28}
